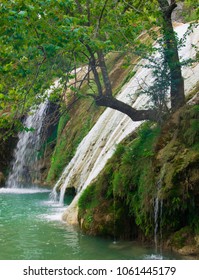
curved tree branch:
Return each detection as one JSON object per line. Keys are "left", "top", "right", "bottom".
{"left": 95, "top": 95, "right": 158, "bottom": 122}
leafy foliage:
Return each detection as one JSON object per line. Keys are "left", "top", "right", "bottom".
{"left": 1, "top": 0, "right": 192, "bottom": 139}
{"left": 183, "top": 0, "right": 199, "bottom": 21}
{"left": 138, "top": 45, "right": 170, "bottom": 115}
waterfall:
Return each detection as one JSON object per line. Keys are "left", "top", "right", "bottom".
{"left": 6, "top": 101, "right": 49, "bottom": 188}
{"left": 154, "top": 180, "right": 163, "bottom": 252}
{"left": 6, "top": 81, "right": 60, "bottom": 189}
{"left": 154, "top": 162, "right": 167, "bottom": 256}
{"left": 52, "top": 23, "right": 199, "bottom": 224}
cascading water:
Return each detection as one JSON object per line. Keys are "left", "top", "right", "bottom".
{"left": 6, "top": 101, "right": 49, "bottom": 188}
{"left": 6, "top": 80, "right": 60, "bottom": 189}
{"left": 154, "top": 180, "right": 163, "bottom": 252}
{"left": 51, "top": 23, "right": 199, "bottom": 226}
{"left": 154, "top": 163, "right": 167, "bottom": 257}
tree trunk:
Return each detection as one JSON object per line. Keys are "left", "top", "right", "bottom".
{"left": 84, "top": 1, "right": 187, "bottom": 123}
{"left": 158, "top": 0, "right": 185, "bottom": 111}
{"left": 96, "top": 51, "right": 158, "bottom": 121}
{"left": 97, "top": 50, "right": 113, "bottom": 96}
{"left": 95, "top": 95, "right": 158, "bottom": 121}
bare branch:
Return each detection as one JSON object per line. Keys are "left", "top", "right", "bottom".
{"left": 94, "top": 0, "right": 109, "bottom": 37}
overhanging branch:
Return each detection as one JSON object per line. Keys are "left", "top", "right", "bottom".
{"left": 94, "top": 95, "right": 158, "bottom": 122}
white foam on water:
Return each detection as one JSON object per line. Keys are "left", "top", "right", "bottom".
{"left": 38, "top": 213, "right": 63, "bottom": 222}
{"left": 144, "top": 254, "right": 164, "bottom": 260}
{"left": 38, "top": 207, "right": 67, "bottom": 222}
{"left": 41, "top": 200, "right": 63, "bottom": 207}
{"left": 36, "top": 199, "right": 67, "bottom": 222}
{"left": 0, "top": 188, "right": 50, "bottom": 194}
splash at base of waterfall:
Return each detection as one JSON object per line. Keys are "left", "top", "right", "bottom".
{"left": 0, "top": 187, "right": 50, "bottom": 194}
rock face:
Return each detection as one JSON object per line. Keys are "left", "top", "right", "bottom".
{"left": 171, "top": 2, "right": 185, "bottom": 23}
{"left": 62, "top": 205, "right": 78, "bottom": 226}
{"left": 37, "top": 101, "right": 60, "bottom": 184}
{"left": 0, "top": 172, "right": 5, "bottom": 188}
{"left": 178, "top": 246, "right": 199, "bottom": 256}
{"left": 176, "top": 235, "right": 199, "bottom": 258}
{"left": 0, "top": 134, "right": 17, "bottom": 179}
{"left": 195, "top": 235, "right": 199, "bottom": 247}
{"left": 77, "top": 104, "right": 199, "bottom": 257}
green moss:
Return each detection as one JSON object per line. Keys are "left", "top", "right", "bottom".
{"left": 78, "top": 122, "right": 161, "bottom": 238}
{"left": 170, "top": 227, "right": 193, "bottom": 249}
{"left": 183, "top": 2, "right": 199, "bottom": 22}
{"left": 78, "top": 184, "right": 97, "bottom": 214}
{"left": 46, "top": 98, "right": 103, "bottom": 184}
{"left": 78, "top": 105, "right": 199, "bottom": 241}
{"left": 57, "top": 111, "right": 70, "bottom": 136}
{"left": 38, "top": 125, "right": 58, "bottom": 160}
{"left": 123, "top": 122, "right": 161, "bottom": 164}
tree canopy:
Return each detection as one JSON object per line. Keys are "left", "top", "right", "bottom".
{"left": 0, "top": 0, "right": 198, "bottom": 138}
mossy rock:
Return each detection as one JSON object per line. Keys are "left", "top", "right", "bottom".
{"left": 169, "top": 227, "right": 193, "bottom": 249}
{"left": 77, "top": 105, "right": 199, "bottom": 242}
{"left": 178, "top": 245, "right": 199, "bottom": 256}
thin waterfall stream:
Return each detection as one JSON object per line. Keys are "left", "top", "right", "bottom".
{"left": 154, "top": 164, "right": 166, "bottom": 256}
{"left": 154, "top": 181, "right": 163, "bottom": 254}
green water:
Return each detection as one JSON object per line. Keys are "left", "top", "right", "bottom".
{"left": 0, "top": 187, "right": 180, "bottom": 260}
